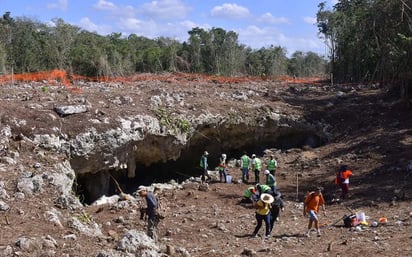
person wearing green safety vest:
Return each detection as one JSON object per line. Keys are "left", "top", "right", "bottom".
{"left": 264, "top": 169, "right": 277, "bottom": 193}
{"left": 266, "top": 155, "right": 278, "bottom": 176}
{"left": 251, "top": 154, "right": 262, "bottom": 184}
{"left": 240, "top": 152, "right": 251, "bottom": 183}
{"left": 256, "top": 183, "right": 274, "bottom": 198}
{"left": 218, "top": 153, "right": 228, "bottom": 183}
{"left": 240, "top": 186, "right": 259, "bottom": 207}
{"left": 200, "top": 151, "right": 210, "bottom": 183}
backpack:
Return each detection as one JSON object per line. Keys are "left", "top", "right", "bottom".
{"left": 343, "top": 214, "right": 357, "bottom": 227}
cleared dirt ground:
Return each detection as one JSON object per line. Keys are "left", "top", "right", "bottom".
{"left": 0, "top": 74, "right": 411, "bottom": 257}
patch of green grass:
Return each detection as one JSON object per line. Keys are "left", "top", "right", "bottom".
{"left": 154, "top": 107, "right": 192, "bottom": 134}
{"left": 76, "top": 211, "right": 92, "bottom": 224}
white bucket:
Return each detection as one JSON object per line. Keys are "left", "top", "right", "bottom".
{"left": 226, "top": 175, "right": 232, "bottom": 183}
{"left": 356, "top": 212, "right": 367, "bottom": 224}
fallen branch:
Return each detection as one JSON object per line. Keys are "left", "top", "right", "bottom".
{"left": 345, "top": 205, "right": 355, "bottom": 214}
{"left": 330, "top": 215, "right": 346, "bottom": 227}
{"left": 109, "top": 174, "right": 124, "bottom": 194}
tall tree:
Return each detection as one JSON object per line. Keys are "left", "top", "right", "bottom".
{"left": 11, "top": 17, "right": 46, "bottom": 72}
{"left": 188, "top": 27, "right": 207, "bottom": 73}
{"left": 50, "top": 19, "right": 79, "bottom": 71}
{"left": 317, "top": 0, "right": 412, "bottom": 83}
{"left": 70, "top": 30, "right": 105, "bottom": 76}
{"left": 0, "top": 12, "right": 15, "bottom": 73}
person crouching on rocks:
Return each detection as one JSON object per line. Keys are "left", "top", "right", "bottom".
{"left": 251, "top": 193, "right": 274, "bottom": 239}
{"left": 240, "top": 186, "right": 258, "bottom": 208}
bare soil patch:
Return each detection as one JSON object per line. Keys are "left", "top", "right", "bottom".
{"left": 0, "top": 76, "right": 411, "bottom": 257}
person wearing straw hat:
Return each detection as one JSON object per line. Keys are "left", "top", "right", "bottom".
{"left": 251, "top": 193, "right": 274, "bottom": 239}
{"left": 136, "top": 185, "right": 160, "bottom": 241}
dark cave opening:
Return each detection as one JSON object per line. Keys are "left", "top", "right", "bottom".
{"left": 74, "top": 127, "right": 327, "bottom": 205}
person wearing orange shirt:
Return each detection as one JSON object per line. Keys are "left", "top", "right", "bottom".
{"left": 336, "top": 164, "right": 353, "bottom": 199}
{"left": 303, "top": 187, "right": 326, "bottom": 237}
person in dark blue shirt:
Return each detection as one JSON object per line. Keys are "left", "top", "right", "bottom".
{"left": 270, "top": 190, "right": 285, "bottom": 234}
{"left": 137, "top": 185, "right": 159, "bottom": 241}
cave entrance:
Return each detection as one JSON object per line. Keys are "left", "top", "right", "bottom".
{"left": 74, "top": 126, "right": 326, "bottom": 205}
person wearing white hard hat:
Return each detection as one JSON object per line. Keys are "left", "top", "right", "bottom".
{"left": 136, "top": 185, "right": 160, "bottom": 241}
{"left": 218, "top": 153, "right": 228, "bottom": 183}
{"left": 199, "top": 150, "right": 210, "bottom": 183}
{"left": 251, "top": 154, "right": 262, "bottom": 184}
{"left": 264, "top": 169, "right": 277, "bottom": 193}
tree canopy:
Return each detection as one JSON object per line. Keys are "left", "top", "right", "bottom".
{"left": 0, "top": 12, "right": 326, "bottom": 78}
{"left": 317, "top": 0, "right": 412, "bottom": 83}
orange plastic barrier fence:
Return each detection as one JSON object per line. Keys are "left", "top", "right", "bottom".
{"left": 0, "top": 69, "right": 70, "bottom": 85}
{"left": 0, "top": 69, "right": 325, "bottom": 89}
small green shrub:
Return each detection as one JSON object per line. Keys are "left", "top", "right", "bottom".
{"left": 154, "top": 107, "right": 192, "bottom": 134}
{"left": 76, "top": 211, "right": 92, "bottom": 224}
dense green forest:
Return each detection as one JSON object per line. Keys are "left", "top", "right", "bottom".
{"left": 1, "top": 0, "right": 411, "bottom": 84}
{"left": 317, "top": 0, "right": 412, "bottom": 84}
{"left": 0, "top": 12, "right": 326, "bottom": 78}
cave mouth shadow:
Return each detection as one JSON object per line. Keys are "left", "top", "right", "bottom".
{"left": 73, "top": 128, "right": 326, "bottom": 205}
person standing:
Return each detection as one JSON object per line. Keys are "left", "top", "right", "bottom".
{"left": 269, "top": 190, "right": 285, "bottom": 234}
{"left": 266, "top": 155, "right": 278, "bottom": 176}
{"left": 335, "top": 164, "right": 353, "bottom": 199}
{"left": 240, "top": 152, "right": 251, "bottom": 183}
{"left": 264, "top": 169, "right": 277, "bottom": 193}
{"left": 137, "top": 186, "right": 160, "bottom": 241}
{"left": 251, "top": 193, "right": 274, "bottom": 238}
{"left": 218, "top": 153, "right": 228, "bottom": 183}
{"left": 200, "top": 151, "right": 210, "bottom": 183}
{"left": 303, "top": 187, "right": 326, "bottom": 237}
{"left": 251, "top": 154, "right": 262, "bottom": 184}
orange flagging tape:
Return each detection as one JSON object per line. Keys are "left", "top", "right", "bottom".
{"left": 0, "top": 70, "right": 325, "bottom": 90}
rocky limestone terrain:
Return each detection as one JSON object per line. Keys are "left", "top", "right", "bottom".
{"left": 0, "top": 74, "right": 411, "bottom": 257}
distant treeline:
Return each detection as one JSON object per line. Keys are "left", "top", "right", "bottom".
{"left": 0, "top": 12, "right": 326, "bottom": 78}
{"left": 317, "top": 0, "right": 412, "bottom": 83}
